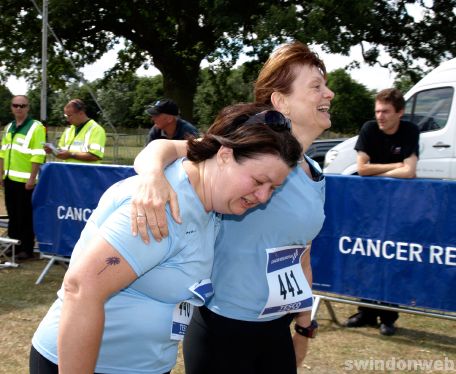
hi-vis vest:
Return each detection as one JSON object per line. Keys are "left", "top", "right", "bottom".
{"left": 0, "top": 118, "right": 46, "bottom": 183}
{"left": 58, "top": 119, "right": 106, "bottom": 163}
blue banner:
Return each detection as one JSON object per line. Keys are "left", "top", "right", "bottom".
{"left": 32, "top": 162, "right": 136, "bottom": 256}
{"left": 312, "top": 175, "right": 456, "bottom": 313}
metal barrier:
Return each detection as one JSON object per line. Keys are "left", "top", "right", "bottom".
{"left": 311, "top": 293, "right": 456, "bottom": 324}
{"left": 0, "top": 216, "right": 20, "bottom": 269}
{"left": 35, "top": 254, "right": 69, "bottom": 284}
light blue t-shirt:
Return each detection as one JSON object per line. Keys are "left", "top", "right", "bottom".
{"left": 32, "top": 159, "right": 220, "bottom": 374}
{"left": 207, "top": 156, "right": 325, "bottom": 321}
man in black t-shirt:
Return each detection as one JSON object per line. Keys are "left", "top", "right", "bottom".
{"left": 354, "top": 89, "right": 419, "bottom": 178}
{"left": 145, "top": 99, "right": 199, "bottom": 145}
{"left": 345, "top": 88, "right": 420, "bottom": 336}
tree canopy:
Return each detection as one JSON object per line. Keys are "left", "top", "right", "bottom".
{"left": 326, "top": 69, "right": 374, "bottom": 134}
{"left": 0, "top": 0, "right": 455, "bottom": 119}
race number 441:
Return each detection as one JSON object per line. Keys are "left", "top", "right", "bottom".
{"left": 259, "top": 245, "right": 313, "bottom": 318}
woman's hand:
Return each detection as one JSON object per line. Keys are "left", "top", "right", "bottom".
{"left": 293, "top": 332, "right": 309, "bottom": 368}
{"left": 294, "top": 248, "right": 312, "bottom": 368}
{"left": 131, "top": 170, "right": 181, "bottom": 243}
{"left": 293, "top": 311, "right": 312, "bottom": 368}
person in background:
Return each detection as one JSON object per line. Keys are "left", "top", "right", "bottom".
{"left": 0, "top": 95, "right": 46, "bottom": 260}
{"left": 131, "top": 41, "right": 334, "bottom": 373}
{"left": 29, "top": 103, "right": 302, "bottom": 374}
{"left": 344, "top": 88, "right": 420, "bottom": 336}
{"left": 44, "top": 99, "right": 106, "bottom": 163}
{"left": 355, "top": 88, "right": 419, "bottom": 179}
{"left": 146, "top": 98, "right": 199, "bottom": 144}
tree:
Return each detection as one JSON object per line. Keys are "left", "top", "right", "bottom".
{"left": 1, "top": 0, "right": 454, "bottom": 119}
{"left": 0, "top": 85, "right": 13, "bottom": 126}
{"left": 326, "top": 69, "right": 374, "bottom": 135}
{"left": 27, "top": 87, "right": 45, "bottom": 124}
{"left": 194, "top": 66, "right": 253, "bottom": 131}
{"left": 0, "top": 0, "right": 285, "bottom": 119}
{"left": 130, "top": 75, "right": 164, "bottom": 128}
{"left": 40, "top": 74, "right": 164, "bottom": 130}
{"left": 96, "top": 76, "right": 137, "bottom": 128}
{"left": 394, "top": 75, "right": 415, "bottom": 94}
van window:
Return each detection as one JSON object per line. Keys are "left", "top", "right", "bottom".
{"left": 404, "top": 87, "right": 453, "bottom": 133}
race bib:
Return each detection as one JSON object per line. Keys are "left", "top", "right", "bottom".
{"left": 171, "top": 301, "right": 193, "bottom": 340}
{"left": 259, "top": 245, "right": 313, "bottom": 318}
{"left": 170, "top": 279, "right": 213, "bottom": 340}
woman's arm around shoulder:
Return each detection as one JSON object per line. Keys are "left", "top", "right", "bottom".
{"left": 131, "top": 139, "right": 189, "bottom": 242}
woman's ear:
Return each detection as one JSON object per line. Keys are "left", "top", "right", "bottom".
{"left": 271, "top": 92, "right": 289, "bottom": 116}
{"left": 216, "top": 146, "right": 234, "bottom": 167}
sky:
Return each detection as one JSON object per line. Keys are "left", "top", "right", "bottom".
{"left": 5, "top": 44, "right": 396, "bottom": 95}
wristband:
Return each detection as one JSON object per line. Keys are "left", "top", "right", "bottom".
{"left": 294, "top": 319, "right": 318, "bottom": 338}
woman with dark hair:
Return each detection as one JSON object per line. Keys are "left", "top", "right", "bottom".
{"left": 132, "top": 41, "right": 335, "bottom": 374}
{"left": 29, "top": 103, "right": 301, "bottom": 374}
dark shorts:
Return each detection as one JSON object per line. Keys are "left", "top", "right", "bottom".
{"left": 29, "top": 345, "right": 171, "bottom": 374}
{"left": 183, "top": 306, "right": 297, "bottom": 374}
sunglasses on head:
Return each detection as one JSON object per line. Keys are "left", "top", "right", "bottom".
{"left": 12, "top": 103, "right": 28, "bottom": 109}
{"left": 244, "top": 110, "right": 291, "bottom": 131}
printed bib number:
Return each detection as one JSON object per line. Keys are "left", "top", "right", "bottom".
{"left": 259, "top": 245, "right": 313, "bottom": 318}
{"left": 170, "top": 279, "right": 213, "bottom": 340}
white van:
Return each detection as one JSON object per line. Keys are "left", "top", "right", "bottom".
{"left": 323, "top": 58, "right": 456, "bottom": 179}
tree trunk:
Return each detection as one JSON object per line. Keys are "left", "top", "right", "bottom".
{"left": 156, "top": 60, "right": 200, "bottom": 123}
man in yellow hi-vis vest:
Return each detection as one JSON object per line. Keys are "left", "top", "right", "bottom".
{"left": 0, "top": 95, "right": 46, "bottom": 260}
{"left": 45, "top": 99, "right": 106, "bottom": 163}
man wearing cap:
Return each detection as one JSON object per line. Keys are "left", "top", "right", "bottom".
{"left": 145, "top": 99, "right": 198, "bottom": 144}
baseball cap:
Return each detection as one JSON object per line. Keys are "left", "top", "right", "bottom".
{"left": 145, "top": 99, "right": 179, "bottom": 116}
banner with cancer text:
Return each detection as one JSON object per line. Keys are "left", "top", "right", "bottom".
{"left": 32, "top": 162, "right": 136, "bottom": 257}
{"left": 311, "top": 175, "right": 456, "bottom": 313}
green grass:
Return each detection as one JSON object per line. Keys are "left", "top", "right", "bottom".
{"left": 1, "top": 259, "right": 455, "bottom": 373}
{"left": 0, "top": 260, "right": 66, "bottom": 374}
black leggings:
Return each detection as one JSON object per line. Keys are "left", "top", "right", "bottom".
{"left": 183, "top": 306, "right": 296, "bottom": 374}
{"left": 30, "top": 345, "right": 59, "bottom": 374}
{"left": 29, "top": 345, "right": 171, "bottom": 374}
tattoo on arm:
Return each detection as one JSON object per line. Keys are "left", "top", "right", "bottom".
{"left": 98, "top": 256, "right": 121, "bottom": 275}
